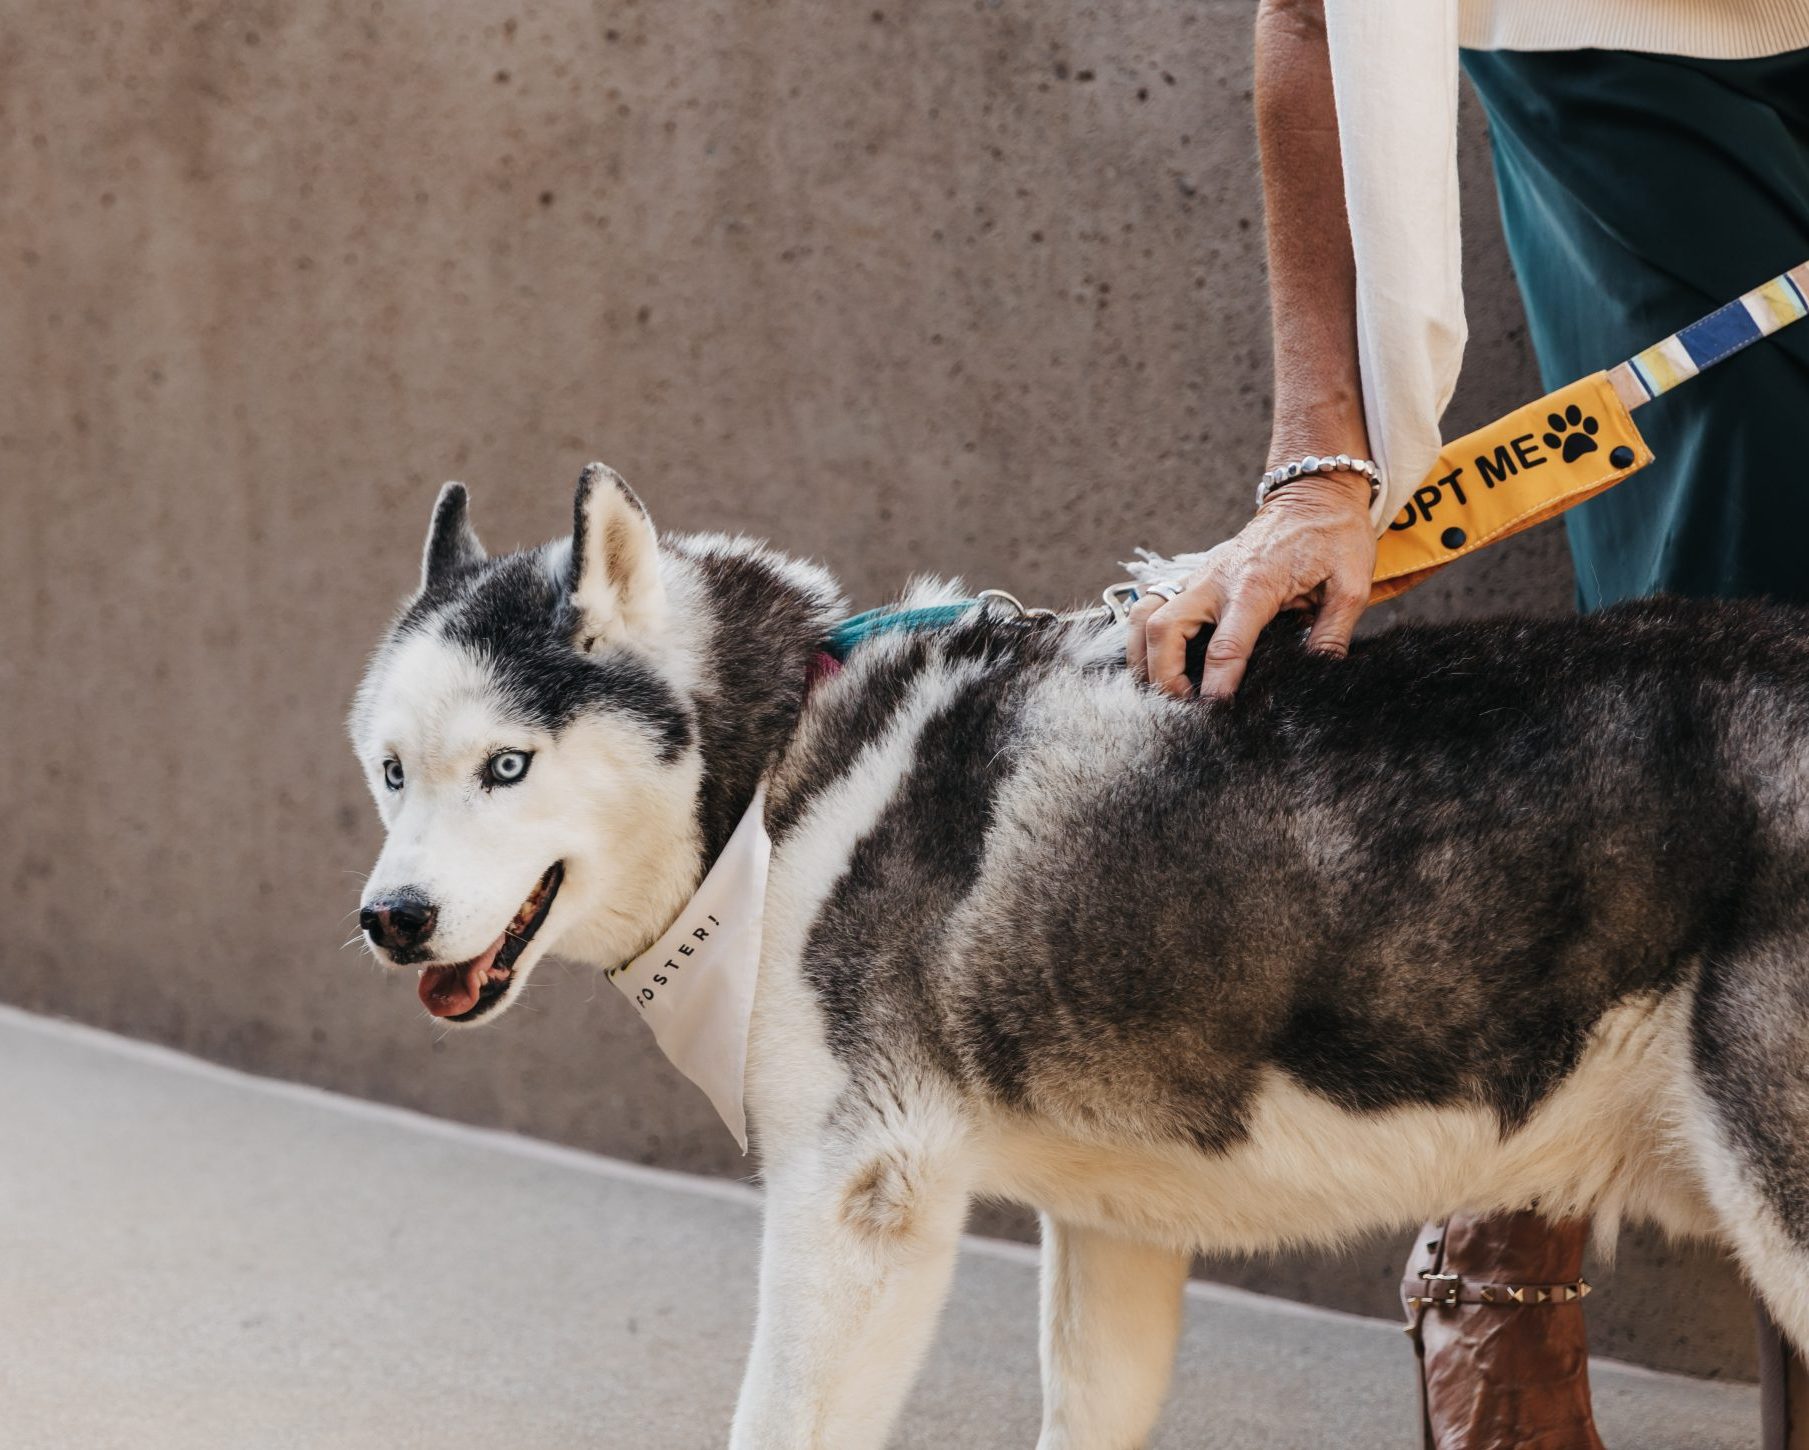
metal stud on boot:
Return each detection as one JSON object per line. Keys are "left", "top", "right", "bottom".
{"left": 1403, "top": 1211, "right": 1606, "bottom": 1450}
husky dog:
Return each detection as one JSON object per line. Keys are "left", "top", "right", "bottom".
{"left": 354, "top": 464, "right": 1809, "bottom": 1448}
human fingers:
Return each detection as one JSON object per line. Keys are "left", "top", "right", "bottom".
{"left": 1195, "top": 575, "right": 1291, "bottom": 699}
{"left": 1304, "top": 569, "right": 1369, "bottom": 659}
{"left": 1125, "top": 594, "right": 1165, "bottom": 679}
{"left": 1144, "top": 574, "right": 1227, "bottom": 699}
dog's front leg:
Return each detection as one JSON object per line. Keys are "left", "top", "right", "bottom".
{"left": 1037, "top": 1216, "right": 1189, "bottom": 1450}
{"left": 732, "top": 1126, "right": 970, "bottom": 1449}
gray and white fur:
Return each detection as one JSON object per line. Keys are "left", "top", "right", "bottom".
{"left": 353, "top": 465, "right": 1809, "bottom": 1448}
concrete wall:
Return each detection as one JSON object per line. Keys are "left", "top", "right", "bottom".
{"left": 0, "top": 0, "right": 1755, "bottom": 1378}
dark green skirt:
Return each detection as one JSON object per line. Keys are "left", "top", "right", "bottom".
{"left": 1461, "top": 47, "right": 1809, "bottom": 610}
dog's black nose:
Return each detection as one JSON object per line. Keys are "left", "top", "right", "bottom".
{"left": 361, "top": 893, "right": 437, "bottom": 955}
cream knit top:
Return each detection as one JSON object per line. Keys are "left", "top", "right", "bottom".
{"left": 1322, "top": 1, "right": 1809, "bottom": 534}
{"left": 1461, "top": 0, "right": 1809, "bottom": 56}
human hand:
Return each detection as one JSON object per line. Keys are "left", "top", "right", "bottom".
{"left": 1125, "top": 470, "right": 1376, "bottom": 699}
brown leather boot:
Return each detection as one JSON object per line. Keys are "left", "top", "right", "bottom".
{"left": 1403, "top": 1211, "right": 1606, "bottom": 1450}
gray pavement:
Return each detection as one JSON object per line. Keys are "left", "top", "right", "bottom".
{"left": 0, "top": 1007, "right": 1758, "bottom": 1449}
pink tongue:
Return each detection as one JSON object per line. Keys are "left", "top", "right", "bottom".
{"left": 418, "top": 960, "right": 488, "bottom": 1018}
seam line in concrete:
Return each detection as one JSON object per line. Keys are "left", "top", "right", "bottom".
{"left": 0, "top": 1003, "right": 1723, "bottom": 1385}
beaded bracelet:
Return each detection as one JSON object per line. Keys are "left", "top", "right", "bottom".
{"left": 1256, "top": 454, "right": 1381, "bottom": 508}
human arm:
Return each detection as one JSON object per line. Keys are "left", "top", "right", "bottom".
{"left": 1126, "top": 0, "right": 1376, "bottom": 697}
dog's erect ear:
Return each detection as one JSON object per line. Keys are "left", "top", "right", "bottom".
{"left": 420, "top": 482, "right": 485, "bottom": 591}
{"left": 568, "top": 462, "right": 665, "bottom": 648}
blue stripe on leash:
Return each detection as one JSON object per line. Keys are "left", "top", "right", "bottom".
{"left": 1678, "top": 298, "right": 1762, "bottom": 372}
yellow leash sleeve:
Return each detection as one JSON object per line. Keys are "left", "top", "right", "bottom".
{"left": 1369, "top": 260, "right": 1809, "bottom": 604}
{"left": 1371, "top": 372, "right": 1650, "bottom": 603}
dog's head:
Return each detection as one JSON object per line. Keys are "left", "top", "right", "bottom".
{"left": 349, "top": 464, "right": 707, "bottom": 1026}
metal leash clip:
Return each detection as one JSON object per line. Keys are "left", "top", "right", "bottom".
{"left": 1101, "top": 582, "right": 1143, "bottom": 622}
{"left": 971, "top": 582, "right": 1148, "bottom": 627}
{"left": 975, "top": 588, "right": 1058, "bottom": 621}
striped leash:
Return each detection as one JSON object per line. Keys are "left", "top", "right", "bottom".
{"left": 824, "top": 261, "right": 1809, "bottom": 635}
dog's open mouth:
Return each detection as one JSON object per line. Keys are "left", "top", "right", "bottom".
{"left": 417, "top": 863, "right": 564, "bottom": 1022}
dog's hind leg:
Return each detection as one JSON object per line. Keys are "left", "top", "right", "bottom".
{"left": 731, "top": 1081, "right": 971, "bottom": 1450}
{"left": 1686, "top": 930, "right": 1809, "bottom": 1350}
{"left": 1036, "top": 1217, "right": 1189, "bottom": 1450}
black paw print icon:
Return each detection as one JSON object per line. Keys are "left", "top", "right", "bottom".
{"left": 1544, "top": 404, "right": 1600, "bottom": 463}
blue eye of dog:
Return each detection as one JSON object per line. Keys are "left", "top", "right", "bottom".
{"left": 484, "top": 750, "right": 532, "bottom": 788}
{"left": 382, "top": 757, "right": 405, "bottom": 791}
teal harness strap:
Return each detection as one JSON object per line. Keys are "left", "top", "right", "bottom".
{"left": 823, "top": 600, "right": 983, "bottom": 661}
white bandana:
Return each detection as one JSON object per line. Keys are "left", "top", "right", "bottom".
{"left": 606, "top": 787, "right": 771, "bottom": 1151}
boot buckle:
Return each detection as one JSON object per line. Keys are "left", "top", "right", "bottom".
{"left": 1414, "top": 1271, "right": 1461, "bottom": 1308}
